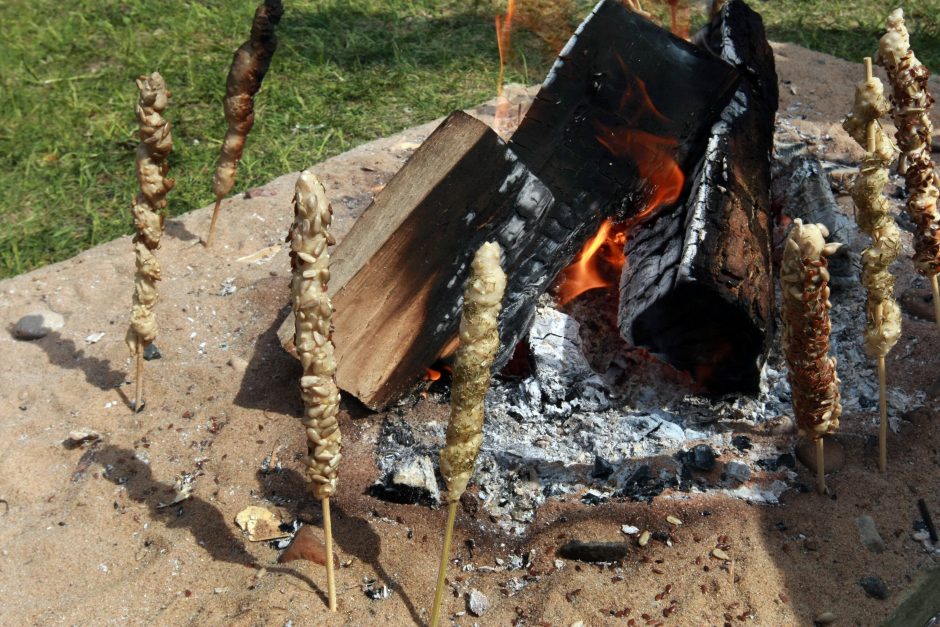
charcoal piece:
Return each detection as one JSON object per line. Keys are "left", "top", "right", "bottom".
{"left": 557, "top": 540, "right": 628, "bottom": 563}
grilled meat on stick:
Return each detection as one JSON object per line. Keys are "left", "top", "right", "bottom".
{"left": 289, "top": 170, "right": 341, "bottom": 610}
{"left": 878, "top": 9, "right": 940, "bottom": 329}
{"left": 843, "top": 58, "right": 902, "bottom": 471}
{"left": 780, "top": 220, "right": 842, "bottom": 493}
{"left": 127, "top": 72, "right": 174, "bottom": 412}
{"left": 430, "top": 242, "right": 506, "bottom": 627}
{"left": 206, "top": 0, "right": 283, "bottom": 246}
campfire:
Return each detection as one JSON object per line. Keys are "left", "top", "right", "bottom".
{"left": 278, "top": 0, "right": 772, "bottom": 404}
{"left": 267, "top": 0, "right": 930, "bottom": 542}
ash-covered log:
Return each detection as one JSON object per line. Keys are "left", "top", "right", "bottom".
{"left": 618, "top": 0, "right": 778, "bottom": 394}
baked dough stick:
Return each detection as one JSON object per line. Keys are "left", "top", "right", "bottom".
{"left": 205, "top": 0, "right": 283, "bottom": 246}
{"left": 879, "top": 8, "right": 940, "bottom": 331}
{"left": 843, "top": 58, "right": 902, "bottom": 472}
{"left": 289, "top": 170, "right": 342, "bottom": 611}
{"left": 430, "top": 242, "right": 506, "bottom": 627}
{"left": 126, "top": 72, "right": 174, "bottom": 413}
{"left": 780, "top": 220, "right": 843, "bottom": 494}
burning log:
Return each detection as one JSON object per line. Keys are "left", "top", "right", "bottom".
{"left": 509, "top": 0, "right": 739, "bottom": 221}
{"left": 618, "top": 0, "right": 778, "bottom": 394}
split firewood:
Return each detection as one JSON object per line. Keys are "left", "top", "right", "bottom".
{"left": 780, "top": 219, "right": 842, "bottom": 494}
{"left": 878, "top": 9, "right": 940, "bottom": 330}
{"left": 206, "top": 0, "right": 283, "bottom": 247}
{"left": 289, "top": 170, "right": 341, "bottom": 611}
{"left": 126, "top": 72, "right": 174, "bottom": 413}
{"left": 843, "top": 58, "right": 902, "bottom": 472}
{"left": 430, "top": 242, "right": 506, "bottom": 627}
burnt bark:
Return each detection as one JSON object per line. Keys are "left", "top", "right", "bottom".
{"left": 619, "top": 0, "right": 778, "bottom": 394}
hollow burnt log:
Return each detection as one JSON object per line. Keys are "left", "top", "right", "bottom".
{"left": 619, "top": 0, "right": 778, "bottom": 394}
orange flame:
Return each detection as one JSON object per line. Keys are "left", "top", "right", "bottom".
{"left": 494, "top": 0, "right": 517, "bottom": 134}
{"left": 556, "top": 219, "right": 628, "bottom": 305}
{"left": 555, "top": 64, "right": 685, "bottom": 306}
{"left": 495, "top": 0, "right": 517, "bottom": 98}
{"left": 425, "top": 368, "right": 442, "bottom": 382}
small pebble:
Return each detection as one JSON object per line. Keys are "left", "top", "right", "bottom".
{"left": 143, "top": 343, "right": 162, "bottom": 361}
{"left": 814, "top": 611, "right": 836, "bottom": 625}
{"left": 855, "top": 515, "right": 886, "bottom": 553}
{"left": 467, "top": 589, "right": 489, "bottom": 617}
{"left": 13, "top": 310, "right": 64, "bottom": 340}
{"left": 711, "top": 548, "right": 730, "bottom": 561}
{"left": 725, "top": 461, "right": 752, "bottom": 484}
{"left": 621, "top": 524, "right": 639, "bottom": 535}
{"left": 638, "top": 531, "right": 651, "bottom": 547}
{"left": 859, "top": 576, "right": 888, "bottom": 600}
{"left": 666, "top": 516, "right": 682, "bottom": 526}
{"left": 63, "top": 428, "right": 101, "bottom": 449}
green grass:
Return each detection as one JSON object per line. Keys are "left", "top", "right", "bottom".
{"left": 749, "top": 0, "right": 940, "bottom": 70}
{"left": 1, "top": 0, "right": 938, "bottom": 278}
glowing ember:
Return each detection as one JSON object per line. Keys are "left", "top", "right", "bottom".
{"left": 425, "top": 368, "right": 442, "bottom": 382}
{"left": 555, "top": 64, "right": 685, "bottom": 306}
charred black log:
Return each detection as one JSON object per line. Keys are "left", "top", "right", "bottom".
{"left": 509, "top": 0, "right": 740, "bottom": 222}
{"left": 619, "top": 0, "right": 778, "bottom": 395}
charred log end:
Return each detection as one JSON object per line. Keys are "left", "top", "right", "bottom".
{"left": 619, "top": 0, "right": 776, "bottom": 396}
{"left": 630, "top": 281, "right": 762, "bottom": 395}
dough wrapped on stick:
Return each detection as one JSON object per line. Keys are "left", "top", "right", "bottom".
{"left": 780, "top": 220, "right": 842, "bottom": 494}
{"left": 879, "top": 9, "right": 940, "bottom": 329}
{"left": 843, "top": 58, "right": 902, "bottom": 471}
{"left": 430, "top": 242, "right": 506, "bottom": 627}
{"left": 126, "top": 72, "right": 174, "bottom": 413}
{"left": 288, "top": 170, "right": 341, "bottom": 611}
{"left": 205, "top": 0, "right": 283, "bottom": 246}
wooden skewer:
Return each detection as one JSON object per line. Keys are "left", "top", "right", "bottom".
{"left": 863, "top": 56, "right": 890, "bottom": 472}
{"left": 322, "top": 496, "right": 337, "bottom": 612}
{"left": 816, "top": 437, "right": 827, "bottom": 494}
{"left": 430, "top": 500, "right": 459, "bottom": 627}
{"left": 204, "top": 198, "right": 223, "bottom": 247}
{"left": 931, "top": 274, "right": 940, "bottom": 334}
{"left": 134, "top": 342, "right": 144, "bottom": 413}
{"left": 878, "top": 356, "right": 888, "bottom": 472}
